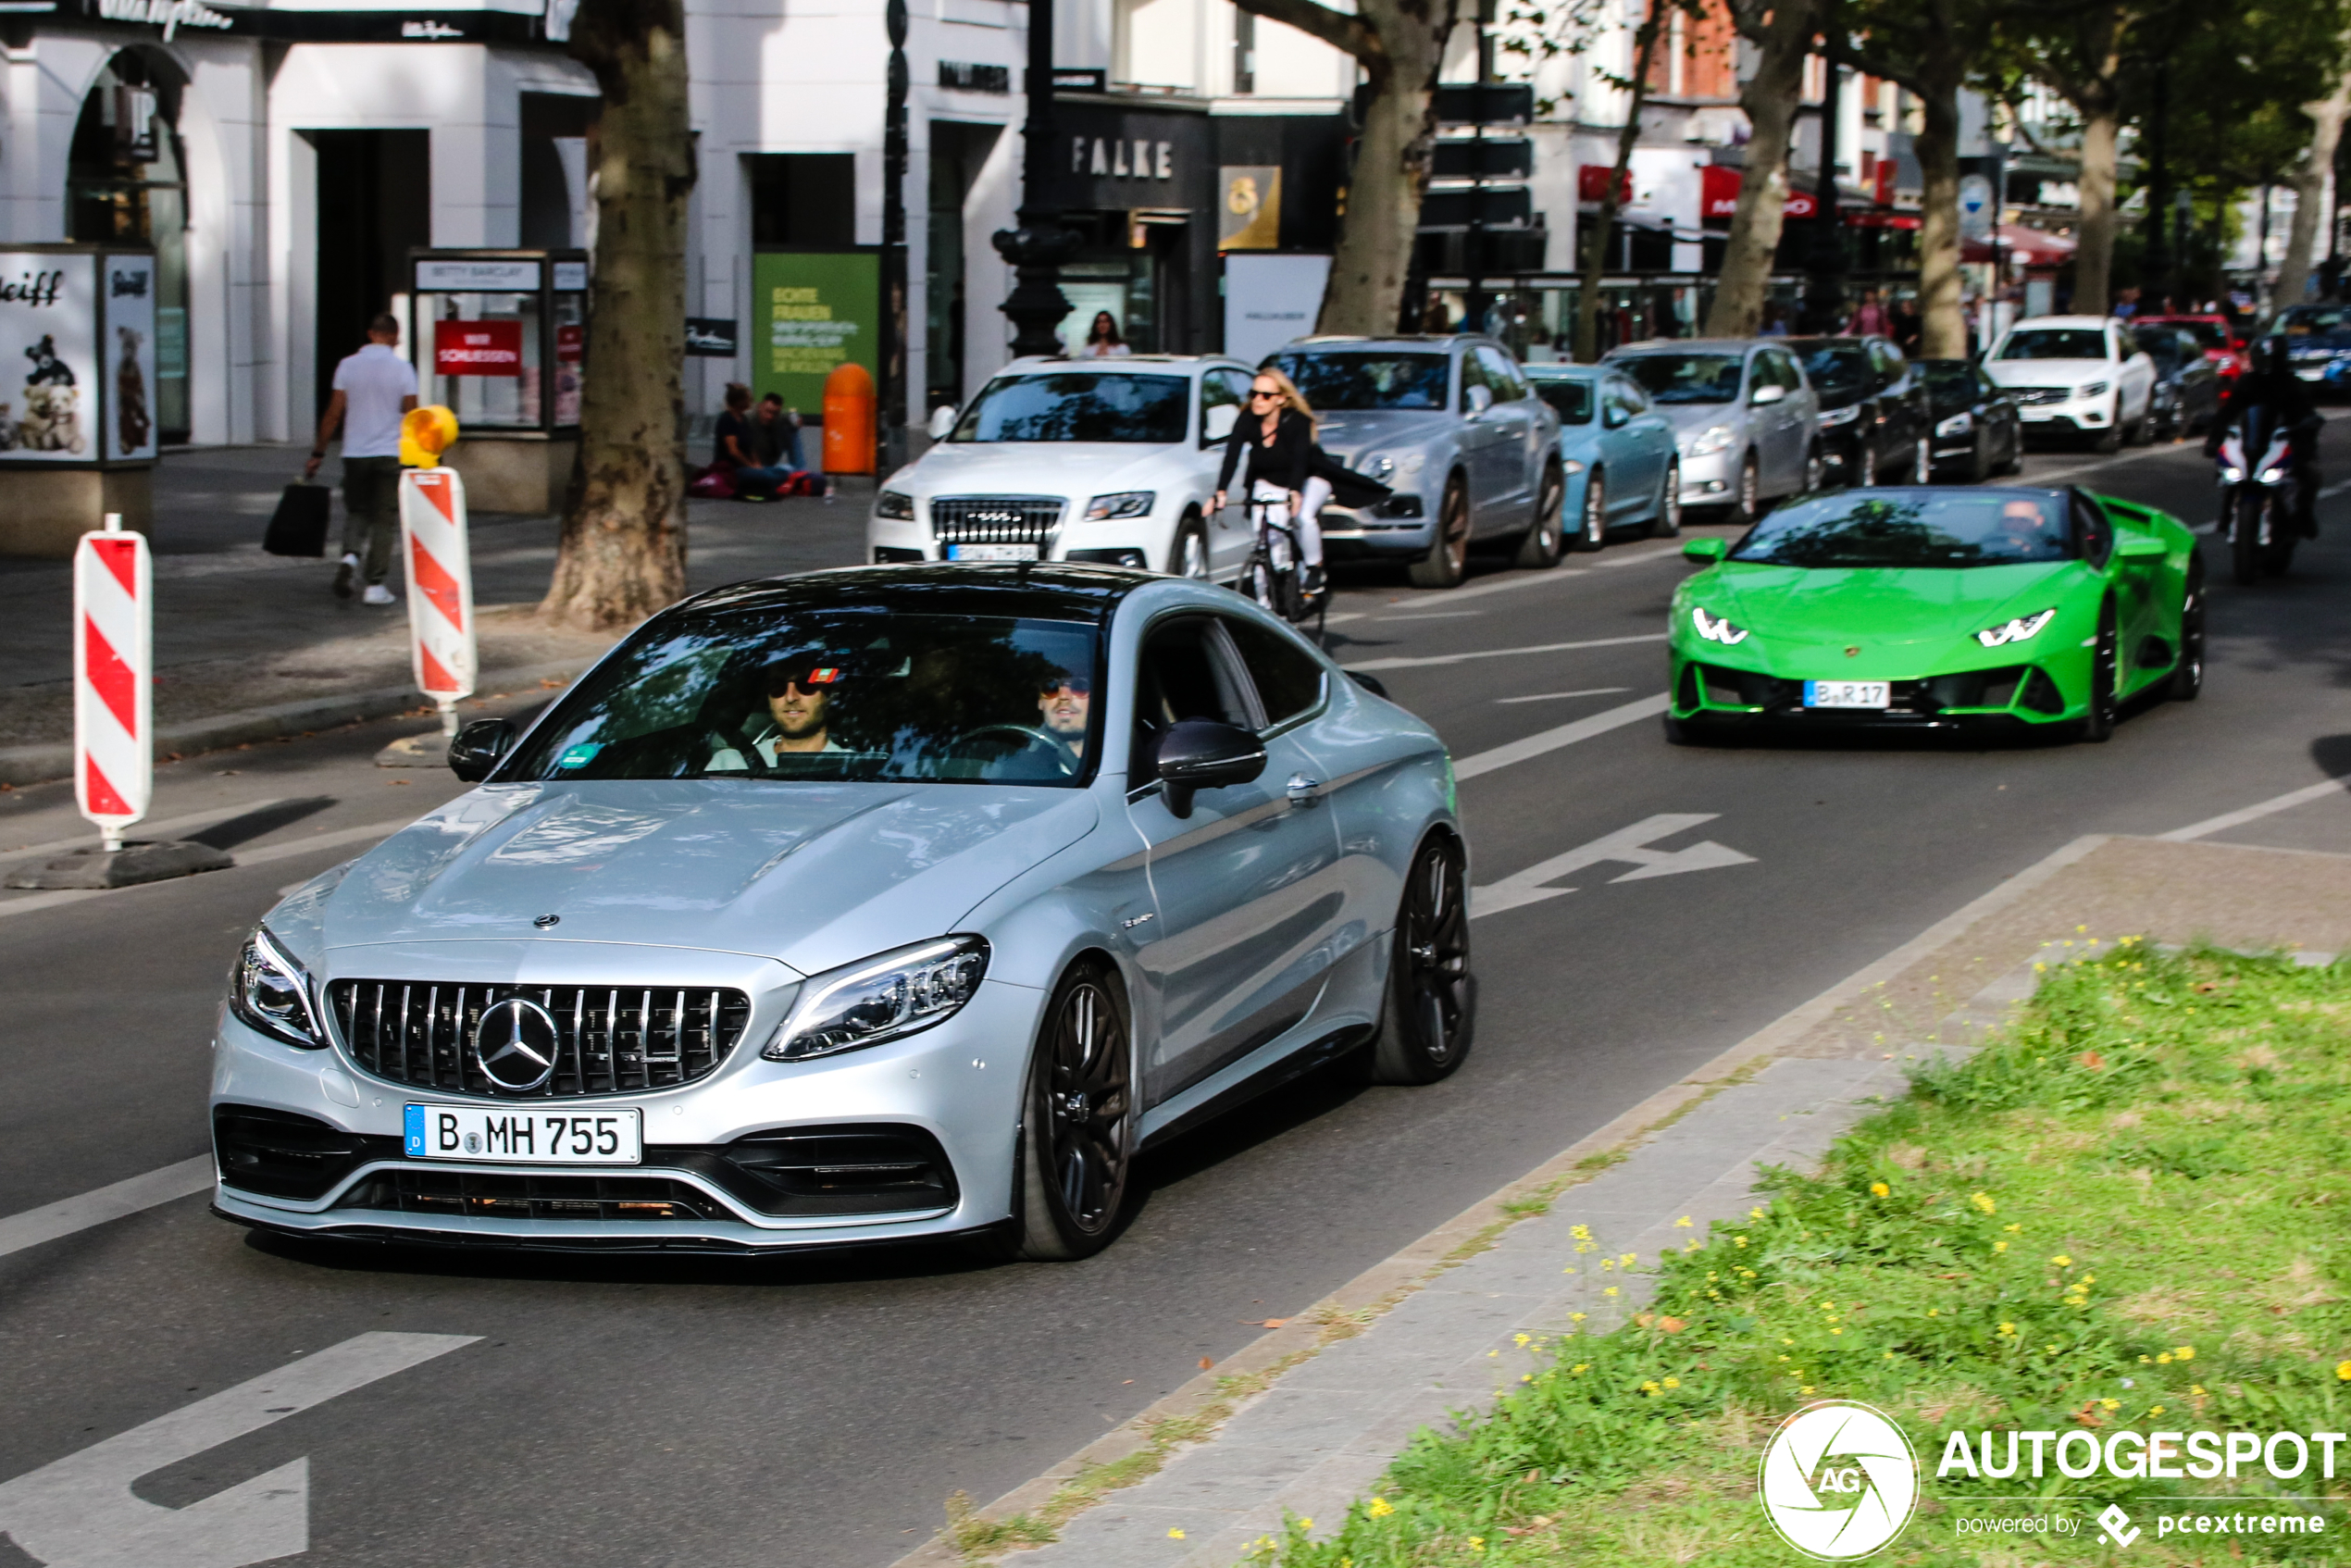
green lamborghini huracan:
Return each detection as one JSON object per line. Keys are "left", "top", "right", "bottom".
{"left": 1667, "top": 486, "right": 2204, "bottom": 741}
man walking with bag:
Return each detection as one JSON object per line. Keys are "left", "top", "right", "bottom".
{"left": 305, "top": 313, "right": 418, "bottom": 604}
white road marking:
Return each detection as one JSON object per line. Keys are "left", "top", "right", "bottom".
{"left": 1377, "top": 610, "right": 1484, "bottom": 621}
{"left": 0, "top": 817, "right": 414, "bottom": 922}
{"left": 0, "top": 1157, "right": 216, "bottom": 1260}
{"left": 2158, "top": 775, "right": 2351, "bottom": 842}
{"left": 1348, "top": 631, "right": 1669, "bottom": 674}
{"left": 0, "top": 1332, "right": 478, "bottom": 1568}
{"left": 1450, "top": 692, "right": 1672, "bottom": 780}
{"left": 1330, "top": 538, "right": 1697, "bottom": 617}
{"left": 1473, "top": 813, "right": 1756, "bottom": 917}
{"left": 1495, "top": 687, "right": 1631, "bottom": 704}
{"left": 0, "top": 799, "right": 288, "bottom": 866}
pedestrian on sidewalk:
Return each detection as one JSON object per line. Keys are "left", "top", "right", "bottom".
{"left": 305, "top": 312, "right": 418, "bottom": 605}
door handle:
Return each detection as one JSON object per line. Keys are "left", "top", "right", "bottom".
{"left": 1285, "top": 774, "right": 1323, "bottom": 807}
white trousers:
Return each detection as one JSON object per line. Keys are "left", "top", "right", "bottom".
{"left": 1249, "top": 476, "right": 1330, "bottom": 566}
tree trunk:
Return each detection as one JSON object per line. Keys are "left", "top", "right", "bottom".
{"left": 542, "top": 0, "right": 695, "bottom": 630}
{"left": 2276, "top": 67, "right": 2351, "bottom": 310}
{"left": 2071, "top": 105, "right": 2121, "bottom": 316}
{"left": 1702, "top": 0, "right": 1813, "bottom": 338}
{"left": 1913, "top": 69, "right": 1967, "bottom": 358}
{"left": 1575, "top": 6, "right": 1665, "bottom": 362}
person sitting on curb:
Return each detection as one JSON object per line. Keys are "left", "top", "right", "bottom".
{"left": 305, "top": 312, "right": 417, "bottom": 605}
{"left": 716, "top": 382, "right": 797, "bottom": 500}
{"left": 755, "top": 392, "right": 806, "bottom": 477}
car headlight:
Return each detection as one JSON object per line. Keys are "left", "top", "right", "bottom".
{"left": 2075, "top": 382, "right": 2108, "bottom": 400}
{"left": 230, "top": 927, "right": 325, "bottom": 1049}
{"left": 1561, "top": 458, "right": 1586, "bottom": 475}
{"left": 1935, "top": 412, "right": 1973, "bottom": 438}
{"left": 1359, "top": 454, "right": 1397, "bottom": 481}
{"left": 1686, "top": 425, "right": 1735, "bottom": 457}
{"left": 1691, "top": 606, "right": 1750, "bottom": 644}
{"left": 1975, "top": 608, "right": 2058, "bottom": 648}
{"left": 1084, "top": 491, "right": 1155, "bottom": 521}
{"left": 1818, "top": 404, "right": 1861, "bottom": 428}
{"left": 875, "top": 490, "right": 916, "bottom": 520}
{"left": 763, "top": 935, "right": 989, "bottom": 1061}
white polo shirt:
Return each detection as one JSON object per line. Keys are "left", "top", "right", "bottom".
{"left": 331, "top": 342, "right": 418, "bottom": 458}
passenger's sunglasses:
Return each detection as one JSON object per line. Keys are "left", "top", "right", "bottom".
{"left": 765, "top": 667, "right": 843, "bottom": 697}
{"left": 1039, "top": 677, "right": 1092, "bottom": 697}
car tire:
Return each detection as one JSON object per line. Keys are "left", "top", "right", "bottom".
{"left": 1573, "top": 468, "right": 1608, "bottom": 552}
{"left": 1008, "top": 957, "right": 1136, "bottom": 1261}
{"left": 1731, "top": 454, "right": 1762, "bottom": 525}
{"left": 1648, "top": 461, "right": 1683, "bottom": 538}
{"left": 1513, "top": 462, "right": 1566, "bottom": 568}
{"left": 1167, "top": 512, "right": 1210, "bottom": 579}
{"left": 1362, "top": 833, "right": 1474, "bottom": 1086}
{"left": 2079, "top": 601, "right": 2119, "bottom": 743}
{"left": 2170, "top": 562, "right": 2205, "bottom": 701}
{"left": 1408, "top": 474, "right": 1472, "bottom": 589}
{"left": 1996, "top": 428, "right": 2022, "bottom": 476}
{"left": 2092, "top": 422, "right": 2121, "bottom": 454}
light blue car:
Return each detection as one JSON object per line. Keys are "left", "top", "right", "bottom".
{"left": 1523, "top": 364, "right": 1682, "bottom": 550}
{"left": 208, "top": 566, "right": 1471, "bottom": 1262}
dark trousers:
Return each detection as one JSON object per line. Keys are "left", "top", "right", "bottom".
{"left": 341, "top": 455, "right": 402, "bottom": 585}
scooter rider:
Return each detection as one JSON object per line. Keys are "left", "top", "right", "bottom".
{"left": 2207, "top": 335, "right": 2321, "bottom": 536}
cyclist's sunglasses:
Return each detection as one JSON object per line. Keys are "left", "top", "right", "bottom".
{"left": 1249, "top": 386, "right": 1284, "bottom": 402}
{"left": 765, "top": 666, "right": 845, "bottom": 697}
{"left": 1039, "top": 676, "right": 1093, "bottom": 697}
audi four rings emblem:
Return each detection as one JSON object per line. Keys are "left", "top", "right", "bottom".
{"left": 473, "top": 998, "right": 560, "bottom": 1092}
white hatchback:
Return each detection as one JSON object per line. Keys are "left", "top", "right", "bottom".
{"left": 870, "top": 355, "right": 1258, "bottom": 580}
{"left": 1982, "top": 316, "right": 2158, "bottom": 451}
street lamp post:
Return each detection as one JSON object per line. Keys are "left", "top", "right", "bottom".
{"left": 1799, "top": 51, "right": 1847, "bottom": 334}
{"left": 992, "top": 0, "right": 1079, "bottom": 357}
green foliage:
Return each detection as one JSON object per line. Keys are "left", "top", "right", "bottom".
{"left": 1247, "top": 945, "right": 2351, "bottom": 1566}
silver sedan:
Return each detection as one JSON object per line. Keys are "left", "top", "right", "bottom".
{"left": 210, "top": 566, "right": 1472, "bottom": 1260}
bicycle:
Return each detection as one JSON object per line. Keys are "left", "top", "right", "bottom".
{"left": 1238, "top": 492, "right": 1328, "bottom": 642}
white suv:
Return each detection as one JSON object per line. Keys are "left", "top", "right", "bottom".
{"left": 1983, "top": 316, "right": 2158, "bottom": 452}
{"left": 870, "top": 355, "right": 1257, "bottom": 579}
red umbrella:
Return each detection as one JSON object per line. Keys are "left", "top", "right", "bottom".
{"left": 1962, "top": 223, "right": 2076, "bottom": 267}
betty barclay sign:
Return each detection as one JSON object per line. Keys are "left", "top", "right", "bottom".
{"left": 0, "top": 251, "right": 158, "bottom": 467}
{"left": 1757, "top": 1400, "right": 2344, "bottom": 1560}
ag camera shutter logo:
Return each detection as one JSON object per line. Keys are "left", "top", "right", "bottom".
{"left": 1758, "top": 1400, "right": 1920, "bottom": 1560}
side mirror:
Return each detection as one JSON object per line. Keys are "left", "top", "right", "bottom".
{"left": 2116, "top": 535, "right": 2167, "bottom": 561}
{"left": 449, "top": 717, "right": 517, "bottom": 782}
{"left": 1152, "top": 718, "right": 1267, "bottom": 819}
{"left": 1602, "top": 404, "right": 1630, "bottom": 429}
{"left": 1347, "top": 669, "right": 1390, "bottom": 699}
{"left": 1464, "top": 383, "right": 1494, "bottom": 417}
{"left": 1681, "top": 538, "right": 1728, "bottom": 564}
{"left": 1750, "top": 383, "right": 1787, "bottom": 406}
{"left": 1202, "top": 403, "right": 1238, "bottom": 443}
{"left": 926, "top": 404, "right": 959, "bottom": 440}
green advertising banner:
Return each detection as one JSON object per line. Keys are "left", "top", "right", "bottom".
{"left": 752, "top": 251, "right": 878, "bottom": 413}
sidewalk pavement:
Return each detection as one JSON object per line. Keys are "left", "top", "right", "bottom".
{"left": 902, "top": 832, "right": 2351, "bottom": 1568}
{"left": 0, "top": 443, "right": 871, "bottom": 783}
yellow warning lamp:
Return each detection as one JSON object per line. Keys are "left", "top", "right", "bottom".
{"left": 401, "top": 404, "right": 460, "bottom": 468}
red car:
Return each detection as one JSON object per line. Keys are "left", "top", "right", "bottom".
{"left": 2136, "top": 315, "right": 2245, "bottom": 380}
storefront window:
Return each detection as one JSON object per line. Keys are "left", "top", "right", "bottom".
{"left": 424, "top": 291, "right": 543, "bottom": 429}
{"left": 68, "top": 51, "right": 190, "bottom": 443}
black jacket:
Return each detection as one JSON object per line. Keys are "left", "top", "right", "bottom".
{"left": 1215, "top": 407, "right": 1391, "bottom": 508}
{"left": 2208, "top": 371, "right": 2319, "bottom": 453}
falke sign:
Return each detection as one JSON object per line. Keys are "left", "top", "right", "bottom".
{"left": 434, "top": 319, "right": 523, "bottom": 377}
{"left": 1071, "top": 136, "right": 1175, "bottom": 182}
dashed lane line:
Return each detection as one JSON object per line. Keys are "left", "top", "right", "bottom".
{"left": 1450, "top": 692, "right": 1671, "bottom": 780}
{"left": 0, "top": 1156, "right": 214, "bottom": 1259}
{"left": 1347, "top": 631, "right": 1669, "bottom": 674}
{"left": 1496, "top": 687, "right": 1631, "bottom": 704}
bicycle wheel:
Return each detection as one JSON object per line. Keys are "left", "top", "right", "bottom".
{"left": 1245, "top": 554, "right": 1279, "bottom": 615}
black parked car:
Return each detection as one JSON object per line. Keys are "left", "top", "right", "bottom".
{"left": 1786, "top": 335, "right": 1933, "bottom": 487}
{"left": 1916, "top": 359, "right": 2022, "bottom": 483}
{"left": 2131, "top": 324, "right": 2220, "bottom": 436}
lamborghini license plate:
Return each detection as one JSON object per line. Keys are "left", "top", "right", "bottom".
{"left": 1804, "top": 680, "right": 1890, "bottom": 709}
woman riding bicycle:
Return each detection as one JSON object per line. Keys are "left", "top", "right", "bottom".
{"left": 1211, "top": 368, "right": 1387, "bottom": 595}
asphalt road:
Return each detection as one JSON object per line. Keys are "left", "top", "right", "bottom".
{"left": 2, "top": 427, "right": 2347, "bottom": 1568}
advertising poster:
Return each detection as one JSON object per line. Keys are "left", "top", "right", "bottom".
{"left": 752, "top": 252, "right": 877, "bottom": 414}
{"left": 0, "top": 253, "right": 98, "bottom": 463}
{"left": 104, "top": 254, "right": 158, "bottom": 462}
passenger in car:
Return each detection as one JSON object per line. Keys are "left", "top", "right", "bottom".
{"left": 1038, "top": 674, "right": 1091, "bottom": 762}
{"left": 710, "top": 661, "right": 849, "bottom": 769}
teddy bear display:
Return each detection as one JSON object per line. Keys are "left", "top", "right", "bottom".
{"left": 18, "top": 383, "right": 87, "bottom": 454}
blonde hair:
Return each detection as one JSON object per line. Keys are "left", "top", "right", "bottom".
{"left": 1252, "top": 366, "right": 1319, "bottom": 432}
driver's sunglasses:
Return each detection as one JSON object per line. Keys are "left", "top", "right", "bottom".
{"left": 1040, "top": 677, "right": 1092, "bottom": 697}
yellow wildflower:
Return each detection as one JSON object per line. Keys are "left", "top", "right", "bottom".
{"left": 1366, "top": 1498, "right": 1395, "bottom": 1518}
{"left": 2175, "top": 1346, "right": 2196, "bottom": 1362}
{"left": 1734, "top": 1235, "right": 1749, "bottom": 1248}
{"left": 2339, "top": 1362, "right": 2351, "bottom": 1383}
{"left": 1662, "top": 1376, "right": 1680, "bottom": 1389}
{"left": 1168, "top": 1528, "right": 1187, "bottom": 1539}
{"left": 1995, "top": 1240, "right": 2009, "bottom": 1252}
{"left": 2051, "top": 1254, "right": 2073, "bottom": 1267}
{"left": 2150, "top": 1406, "right": 2166, "bottom": 1416}
{"left": 1572, "top": 1363, "right": 1589, "bottom": 1375}
{"left": 1675, "top": 1215, "right": 1693, "bottom": 1228}
{"left": 1998, "top": 1322, "right": 2017, "bottom": 1336}
{"left": 1603, "top": 1286, "right": 1619, "bottom": 1297}
{"left": 1971, "top": 1192, "right": 1996, "bottom": 1214}
{"left": 1871, "top": 1182, "right": 1889, "bottom": 1198}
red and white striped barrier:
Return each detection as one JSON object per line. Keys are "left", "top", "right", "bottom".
{"left": 398, "top": 467, "right": 477, "bottom": 734}
{"left": 73, "top": 516, "right": 151, "bottom": 851}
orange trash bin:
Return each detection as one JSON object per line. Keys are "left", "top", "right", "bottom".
{"left": 822, "top": 362, "right": 876, "bottom": 475}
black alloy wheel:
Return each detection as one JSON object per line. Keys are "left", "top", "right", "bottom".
{"left": 1010, "top": 959, "right": 1134, "bottom": 1260}
{"left": 2080, "top": 601, "right": 2120, "bottom": 743}
{"left": 2169, "top": 563, "right": 2206, "bottom": 701}
{"left": 1169, "top": 513, "right": 1211, "bottom": 579}
{"left": 1648, "top": 461, "right": 1683, "bottom": 538}
{"left": 1574, "top": 469, "right": 1608, "bottom": 552}
{"left": 1363, "top": 835, "right": 1475, "bottom": 1085}
{"left": 1409, "top": 475, "right": 1472, "bottom": 588}
{"left": 1514, "top": 462, "right": 1567, "bottom": 568}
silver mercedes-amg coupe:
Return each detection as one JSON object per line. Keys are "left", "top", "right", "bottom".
{"left": 211, "top": 566, "right": 1472, "bottom": 1260}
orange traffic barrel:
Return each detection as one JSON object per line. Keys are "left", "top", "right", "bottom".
{"left": 822, "top": 362, "right": 876, "bottom": 475}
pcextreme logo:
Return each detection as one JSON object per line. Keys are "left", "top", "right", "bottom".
{"left": 1759, "top": 1400, "right": 1922, "bottom": 1561}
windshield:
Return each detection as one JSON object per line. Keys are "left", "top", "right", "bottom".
{"left": 950, "top": 373, "right": 1188, "bottom": 442}
{"left": 1730, "top": 492, "right": 2072, "bottom": 568}
{"left": 2131, "top": 330, "right": 2188, "bottom": 368}
{"left": 504, "top": 609, "right": 1104, "bottom": 785}
{"left": 1269, "top": 352, "right": 1451, "bottom": 410}
{"left": 1530, "top": 379, "right": 1594, "bottom": 425}
{"left": 1615, "top": 354, "right": 1745, "bottom": 404}
{"left": 2281, "top": 306, "right": 2351, "bottom": 334}
{"left": 1793, "top": 344, "right": 1872, "bottom": 405}
{"left": 1997, "top": 329, "right": 2108, "bottom": 361}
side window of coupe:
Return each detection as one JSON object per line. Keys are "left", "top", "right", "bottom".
{"left": 1222, "top": 616, "right": 1327, "bottom": 728}
{"left": 1131, "top": 617, "right": 1263, "bottom": 780}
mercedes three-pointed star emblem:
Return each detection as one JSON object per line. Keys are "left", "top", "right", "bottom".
{"left": 473, "top": 998, "right": 560, "bottom": 1093}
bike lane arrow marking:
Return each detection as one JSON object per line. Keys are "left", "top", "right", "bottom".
{"left": 0, "top": 1331, "right": 477, "bottom": 1568}
{"left": 1472, "top": 813, "right": 1756, "bottom": 918}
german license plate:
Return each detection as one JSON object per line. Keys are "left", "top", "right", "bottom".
{"left": 2020, "top": 408, "right": 2057, "bottom": 421}
{"left": 404, "top": 1104, "right": 642, "bottom": 1164}
{"left": 947, "top": 542, "right": 1039, "bottom": 562}
{"left": 1804, "top": 679, "right": 1890, "bottom": 709}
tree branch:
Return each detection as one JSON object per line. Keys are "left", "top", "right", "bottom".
{"left": 1233, "top": 0, "right": 1382, "bottom": 66}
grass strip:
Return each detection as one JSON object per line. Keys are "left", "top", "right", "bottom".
{"left": 1247, "top": 941, "right": 2351, "bottom": 1565}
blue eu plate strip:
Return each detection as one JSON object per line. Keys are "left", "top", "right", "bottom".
{"left": 403, "top": 1103, "right": 425, "bottom": 1157}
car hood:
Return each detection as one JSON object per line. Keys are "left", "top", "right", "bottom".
{"left": 1650, "top": 401, "right": 1747, "bottom": 435}
{"left": 1983, "top": 360, "right": 2112, "bottom": 385}
{"left": 1312, "top": 410, "right": 1457, "bottom": 456}
{"left": 902, "top": 442, "right": 1180, "bottom": 496}
{"left": 1697, "top": 562, "right": 2084, "bottom": 648}
{"left": 311, "top": 780, "right": 1101, "bottom": 977}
